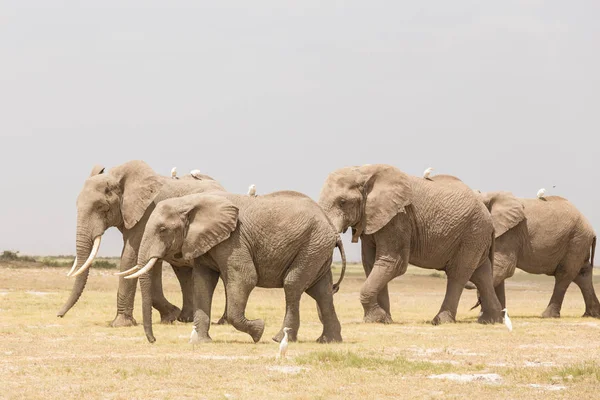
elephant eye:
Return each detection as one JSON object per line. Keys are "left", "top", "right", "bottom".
{"left": 339, "top": 198, "right": 347, "bottom": 206}
{"left": 159, "top": 226, "right": 167, "bottom": 232}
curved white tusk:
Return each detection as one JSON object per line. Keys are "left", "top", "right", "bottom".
{"left": 70, "top": 236, "right": 102, "bottom": 277}
{"left": 114, "top": 265, "right": 141, "bottom": 276}
{"left": 124, "top": 258, "right": 158, "bottom": 280}
{"left": 66, "top": 257, "right": 78, "bottom": 276}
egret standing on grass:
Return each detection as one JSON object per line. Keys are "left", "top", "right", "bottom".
{"left": 171, "top": 167, "right": 178, "bottom": 179}
{"left": 190, "top": 325, "right": 199, "bottom": 349}
{"left": 423, "top": 167, "right": 433, "bottom": 180}
{"left": 247, "top": 184, "right": 257, "bottom": 196}
{"left": 502, "top": 308, "right": 512, "bottom": 332}
{"left": 277, "top": 327, "right": 292, "bottom": 360}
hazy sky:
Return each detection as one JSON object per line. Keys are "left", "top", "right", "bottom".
{"left": 1, "top": 1, "right": 599, "bottom": 262}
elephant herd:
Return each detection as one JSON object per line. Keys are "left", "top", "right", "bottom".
{"left": 58, "top": 160, "right": 598, "bottom": 344}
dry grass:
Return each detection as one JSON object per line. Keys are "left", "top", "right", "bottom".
{"left": 1, "top": 260, "right": 600, "bottom": 399}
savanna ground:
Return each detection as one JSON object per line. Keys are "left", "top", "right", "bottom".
{"left": 1, "top": 255, "right": 600, "bottom": 399}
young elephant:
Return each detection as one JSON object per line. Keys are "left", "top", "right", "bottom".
{"left": 470, "top": 192, "right": 598, "bottom": 318}
{"left": 318, "top": 164, "right": 503, "bottom": 325}
{"left": 125, "top": 191, "right": 346, "bottom": 344}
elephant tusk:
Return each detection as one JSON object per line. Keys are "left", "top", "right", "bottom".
{"left": 70, "top": 236, "right": 102, "bottom": 277}
{"left": 114, "top": 265, "right": 141, "bottom": 276}
{"left": 124, "top": 258, "right": 158, "bottom": 280}
{"left": 66, "top": 257, "right": 78, "bottom": 276}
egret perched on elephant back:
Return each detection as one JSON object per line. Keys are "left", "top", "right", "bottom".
{"left": 124, "top": 190, "right": 347, "bottom": 344}
{"left": 468, "top": 191, "right": 598, "bottom": 318}
{"left": 318, "top": 164, "right": 503, "bottom": 326}
{"left": 57, "top": 160, "right": 228, "bottom": 328}
{"left": 537, "top": 188, "right": 546, "bottom": 199}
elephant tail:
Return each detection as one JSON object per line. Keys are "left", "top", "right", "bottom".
{"left": 332, "top": 237, "right": 346, "bottom": 294}
{"left": 469, "top": 232, "right": 495, "bottom": 311}
{"left": 591, "top": 236, "right": 596, "bottom": 268}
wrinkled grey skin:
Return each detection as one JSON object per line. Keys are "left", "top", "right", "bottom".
{"left": 135, "top": 191, "right": 346, "bottom": 344}
{"left": 57, "top": 160, "right": 227, "bottom": 326}
{"left": 469, "top": 191, "right": 598, "bottom": 318}
{"left": 318, "top": 164, "right": 503, "bottom": 325}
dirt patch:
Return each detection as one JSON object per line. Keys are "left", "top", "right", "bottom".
{"left": 527, "top": 384, "right": 567, "bottom": 391}
{"left": 267, "top": 365, "right": 308, "bottom": 374}
{"left": 428, "top": 373, "right": 502, "bottom": 383}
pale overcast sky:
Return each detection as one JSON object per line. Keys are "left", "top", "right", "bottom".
{"left": 1, "top": 1, "right": 599, "bottom": 261}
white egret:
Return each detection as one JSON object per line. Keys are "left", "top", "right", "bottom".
{"left": 277, "top": 327, "right": 292, "bottom": 360}
{"left": 171, "top": 167, "right": 177, "bottom": 179}
{"left": 247, "top": 184, "right": 257, "bottom": 196}
{"left": 190, "top": 169, "right": 202, "bottom": 180}
{"left": 502, "top": 308, "right": 512, "bottom": 332}
{"left": 423, "top": 167, "right": 433, "bottom": 179}
{"left": 537, "top": 188, "right": 546, "bottom": 199}
{"left": 190, "top": 325, "right": 199, "bottom": 350}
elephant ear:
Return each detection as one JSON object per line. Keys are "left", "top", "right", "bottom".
{"left": 180, "top": 194, "right": 239, "bottom": 259}
{"left": 89, "top": 164, "right": 105, "bottom": 176}
{"left": 358, "top": 165, "right": 412, "bottom": 235}
{"left": 112, "top": 160, "right": 164, "bottom": 229}
{"left": 488, "top": 191, "right": 525, "bottom": 238}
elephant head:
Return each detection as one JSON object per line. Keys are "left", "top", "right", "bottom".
{"left": 57, "top": 160, "right": 163, "bottom": 317}
{"left": 129, "top": 193, "right": 239, "bottom": 278}
{"left": 123, "top": 193, "right": 238, "bottom": 343}
{"left": 318, "top": 164, "right": 412, "bottom": 243}
{"left": 477, "top": 191, "right": 526, "bottom": 238}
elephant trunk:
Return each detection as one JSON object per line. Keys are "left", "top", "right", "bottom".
{"left": 139, "top": 269, "right": 156, "bottom": 343}
{"left": 57, "top": 230, "right": 94, "bottom": 317}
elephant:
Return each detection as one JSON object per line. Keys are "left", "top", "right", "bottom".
{"left": 318, "top": 164, "right": 503, "bottom": 325}
{"left": 468, "top": 191, "right": 598, "bottom": 318}
{"left": 57, "top": 160, "right": 228, "bottom": 327}
{"left": 122, "top": 190, "right": 347, "bottom": 344}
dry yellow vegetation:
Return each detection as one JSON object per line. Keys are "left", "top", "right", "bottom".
{"left": 1, "top": 261, "right": 600, "bottom": 399}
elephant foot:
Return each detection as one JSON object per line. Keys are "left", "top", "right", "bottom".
{"left": 541, "top": 305, "right": 561, "bottom": 318}
{"left": 160, "top": 305, "right": 182, "bottom": 324}
{"left": 190, "top": 333, "right": 213, "bottom": 344}
{"left": 248, "top": 319, "right": 265, "bottom": 343}
{"left": 110, "top": 313, "right": 137, "bottom": 328}
{"left": 432, "top": 310, "right": 455, "bottom": 325}
{"left": 177, "top": 308, "right": 194, "bottom": 323}
{"left": 363, "top": 306, "right": 393, "bottom": 324}
{"left": 316, "top": 332, "right": 342, "bottom": 343}
{"left": 146, "top": 333, "right": 156, "bottom": 343}
{"left": 216, "top": 314, "right": 229, "bottom": 325}
{"left": 477, "top": 309, "right": 503, "bottom": 324}
{"left": 272, "top": 328, "right": 298, "bottom": 343}
{"left": 582, "top": 308, "right": 600, "bottom": 318}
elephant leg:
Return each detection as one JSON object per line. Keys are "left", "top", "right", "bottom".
{"left": 272, "top": 280, "right": 303, "bottom": 343}
{"left": 150, "top": 261, "right": 181, "bottom": 324}
{"left": 111, "top": 246, "right": 138, "bottom": 327}
{"left": 573, "top": 264, "right": 600, "bottom": 318}
{"left": 432, "top": 276, "right": 466, "bottom": 325}
{"left": 305, "top": 271, "right": 343, "bottom": 343}
{"left": 171, "top": 265, "right": 194, "bottom": 323}
{"left": 542, "top": 266, "right": 578, "bottom": 318}
{"left": 495, "top": 280, "right": 506, "bottom": 309}
{"left": 360, "top": 261, "right": 397, "bottom": 324}
{"left": 216, "top": 278, "right": 229, "bottom": 325}
{"left": 469, "top": 260, "right": 503, "bottom": 324}
{"left": 225, "top": 268, "right": 264, "bottom": 343}
{"left": 362, "top": 239, "right": 392, "bottom": 320}
{"left": 192, "top": 266, "right": 220, "bottom": 342}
